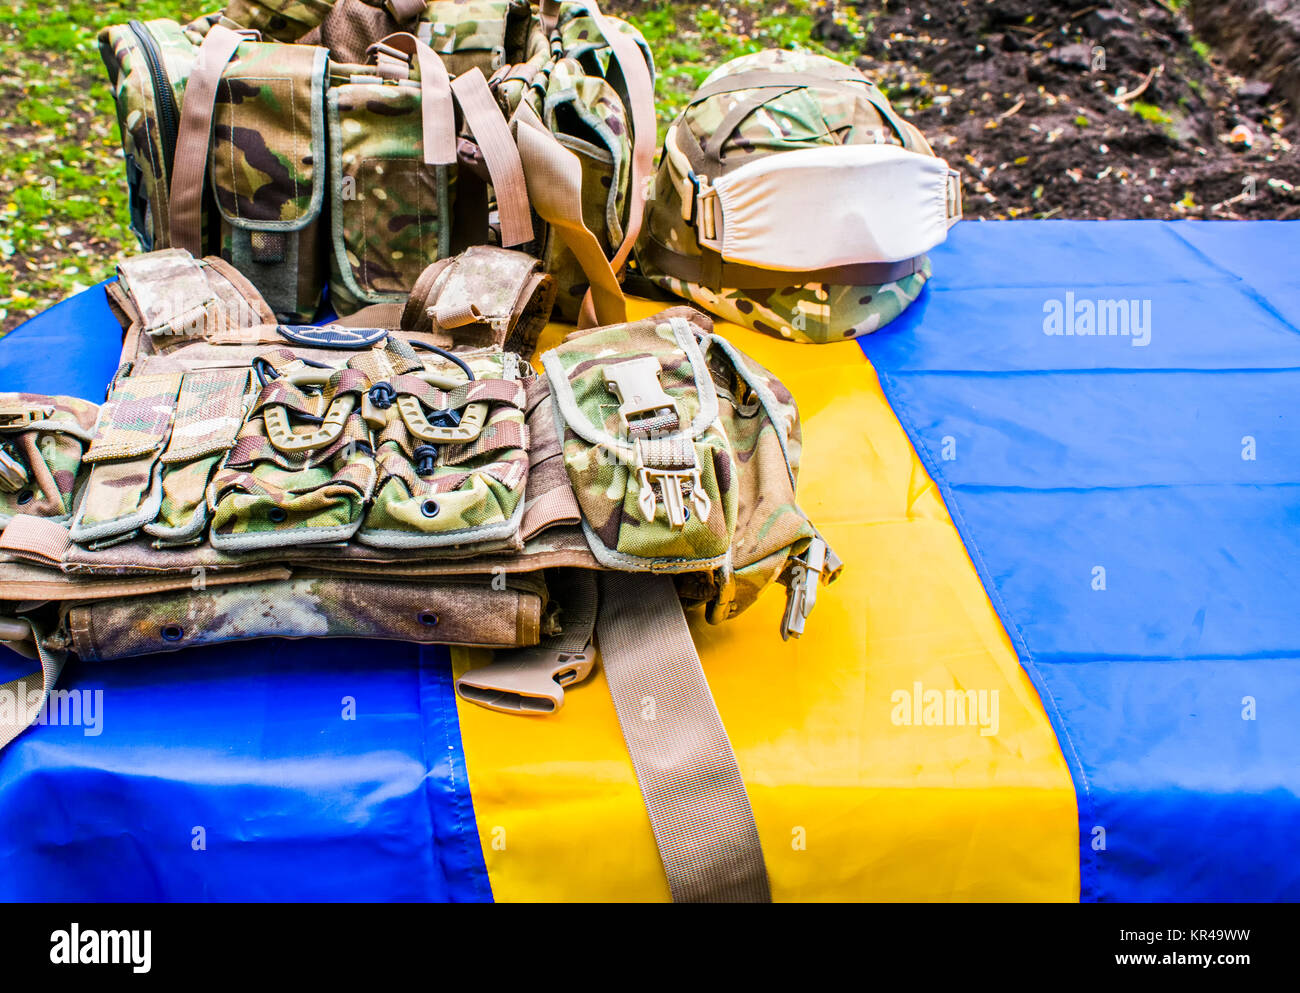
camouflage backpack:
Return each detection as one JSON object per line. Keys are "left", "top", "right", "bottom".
{"left": 98, "top": 1, "right": 654, "bottom": 327}
{"left": 638, "top": 49, "right": 963, "bottom": 344}
{"left": 0, "top": 246, "right": 838, "bottom": 902}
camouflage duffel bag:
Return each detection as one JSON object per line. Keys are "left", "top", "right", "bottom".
{"left": 0, "top": 245, "right": 838, "bottom": 902}
{"left": 637, "top": 49, "right": 963, "bottom": 344}
{"left": 99, "top": 1, "right": 655, "bottom": 327}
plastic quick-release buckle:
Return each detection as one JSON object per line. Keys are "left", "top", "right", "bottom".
{"left": 455, "top": 645, "right": 595, "bottom": 715}
{"left": 0, "top": 448, "right": 29, "bottom": 493}
{"left": 781, "top": 536, "right": 828, "bottom": 641}
{"left": 604, "top": 358, "right": 710, "bottom": 529}
{"left": 946, "top": 168, "right": 964, "bottom": 224}
{"left": 0, "top": 405, "right": 53, "bottom": 430}
{"left": 633, "top": 437, "right": 710, "bottom": 529}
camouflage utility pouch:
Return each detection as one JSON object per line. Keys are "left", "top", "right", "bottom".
{"left": 0, "top": 397, "right": 100, "bottom": 528}
{"left": 326, "top": 53, "right": 454, "bottom": 313}
{"left": 544, "top": 309, "right": 835, "bottom": 628}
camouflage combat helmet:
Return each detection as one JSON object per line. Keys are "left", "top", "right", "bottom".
{"left": 637, "top": 49, "right": 961, "bottom": 344}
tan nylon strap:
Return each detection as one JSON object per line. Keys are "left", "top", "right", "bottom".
{"left": 332, "top": 302, "right": 406, "bottom": 328}
{"left": 168, "top": 25, "right": 246, "bottom": 255}
{"left": 384, "top": 0, "right": 426, "bottom": 22}
{"left": 0, "top": 617, "right": 67, "bottom": 754}
{"left": 450, "top": 68, "right": 534, "bottom": 247}
{"left": 597, "top": 572, "right": 771, "bottom": 903}
{"left": 513, "top": 101, "right": 626, "bottom": 327}
{"left": 371, "top": 33, "right": 456, "bottom": 165}
{"left": 574, "top": 0, "right": 656, "bottom": 327}
{"left": 0, "top": 514, "right": 72, "bottom": 566}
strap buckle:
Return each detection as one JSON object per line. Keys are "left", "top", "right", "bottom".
{"left": 946, "top": 169, "right": 963, "bottom": 225}
{"left": 264, "top": 395, "right": 357, "bottom": 454}
{"left": 633, "top": 437, "right": 710, "bottom": 529}
{"left": 0, "top": 449, "right": 29, "bottom": 493}
{"left": 780, "top": 537, "right": 828, "bottom": 641}
{"left": 455, "top": 645, "right": 594, "bottom": 714}
{"left": 603, "top": 357, "right": 678, "bottom": 434}
{"left": 0, "top": 405, "right": 53, "bottom": 430}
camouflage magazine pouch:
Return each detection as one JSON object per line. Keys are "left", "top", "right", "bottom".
{"left": 0, "top": 397, "right": 100, "bottom": 528}
{"left": 208, "top": 349, "right": 376, "bottom": 550}
{"left": 207, "top": 39, "right": 331, "bottom": 322}
{"left": 146, "top": 369, "right": 257, "bottom": 547}
{"left": 326, "top": 55, "right": 454, "bottom": 313}
{"left": 68, "top": 373, "right": 184, "bottom": 549}
{"left": 357, "top": 346, "right": 530, "bottom": 550}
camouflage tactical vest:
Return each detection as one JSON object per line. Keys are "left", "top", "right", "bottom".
{"left": 0, "top": 246, "right": 838, "bottom": 902}
{"left": 637, "top": 50, "right": 962, "bottom": 344}
{"left": 98, "top": 1, "right": 654, "bottom": 328}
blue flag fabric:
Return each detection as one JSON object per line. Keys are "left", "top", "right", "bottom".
{"left": 861, "top": 220, "right": 1300, "bottom": 901}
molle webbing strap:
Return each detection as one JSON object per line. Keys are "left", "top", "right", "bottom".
{"left": 597, "top": 572, "right": 771, "bottom": 903}
{"left": 572, "top": 0, "right": 657, "bottom": 327}
{"left": 369, "top": 33, "right": 457, "bottom": 166}
{"left": 168, "top": 25, "right": 247, "bottom": 256}
{"left": 0, "top": 514, "right": 72, "bottom": 567}
{"left": 641, "top": 235, "right": 923, "bottom": 293}
{"left": 450, "top": 68, "right": 534, "bottom": 248}
{"left": 512, "top": 101, "right": 627, "bottom": 328}
{"left": 0, "top": 617, "right": 67, "bottom": 754}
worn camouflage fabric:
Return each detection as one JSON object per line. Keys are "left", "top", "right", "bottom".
{"left": 419, "top": 0, "right": 540, "bottom": 77}
{"left": 327, "top": 80, "right": 452, "bottom": 314}
{"left": 67, "top": 575, "right": 544, "bottom": 659}
{"left": 639, "top": 49, "right": 938, "bottom": 344}
{"left": 223, "top": 0, "right": 337, "bottom": 43}
{"left": 0, "top": 395, "right": 100, "bottom": 526}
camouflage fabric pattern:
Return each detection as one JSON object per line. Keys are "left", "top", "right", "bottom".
{"left": 528, "top": 56, "right": 634, "bottom": 321}
{"left": 640, "top": 49, "right": 937, "bottom": 343}
{"left": 210, "top": 354, "right": 375, "bottom": 548}
{"left": 211, "top": 41, "right": 329, "bottom": 321}
{"left": 148, "top": 369, "right": 253, "bottom": 546}
{"left": 223, "top": 0, "right": 337, "bottom": 42}
{"left": 0, "top": 395, "right": 100, "bottom": 523}
{"left": 328, "top": 80, "right": 452, "bottom": 314}
{"left": 71, "top": 374, "right": 182, "bottom": 537}
{"left": 68, "top": 575, "right": 542, "bottom": 660}
{"left": 420, "top": 0, "right": 538, "bottom": 76}
{"left": 208, "top": 343, "right": 529, "bottom": 550}
{"left": 98, "top": 20, "right": 202, "bottom": 250}
{"left": 546, "top": 311, "right": 819, "bottom": 618}
{"left": 554, "top": 2, "right": 654, "bottom": 76}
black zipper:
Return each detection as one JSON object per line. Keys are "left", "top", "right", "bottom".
{"left": 128, "top": 20, "right": 179, "bottom": 182}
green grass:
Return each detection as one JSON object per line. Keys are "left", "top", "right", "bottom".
{"left": 0, "top": 1, "right": 185, "bottom": 332}
{"left": 631, "top": 0, "right": 862, "bottom": 141}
